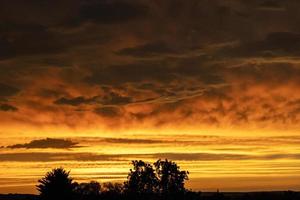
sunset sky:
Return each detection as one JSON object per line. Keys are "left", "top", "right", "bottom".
{"left": 1, "top": 0, "right": 300, "bottom": 194}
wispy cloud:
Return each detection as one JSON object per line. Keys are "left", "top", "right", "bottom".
{"left": 0, "top": 152, "right": 299, "bottom": 162}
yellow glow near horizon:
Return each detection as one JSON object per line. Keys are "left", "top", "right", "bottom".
{"left": 1, "top": 126, "right": 300, "bottom": 193}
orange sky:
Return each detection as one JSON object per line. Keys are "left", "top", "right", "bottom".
{"left": 1, "top": 0, "right": 300, "bottom": 194}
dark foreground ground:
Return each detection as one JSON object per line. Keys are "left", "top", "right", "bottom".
{"left": 0, "top": 191, "right": 299, "bottom": 200}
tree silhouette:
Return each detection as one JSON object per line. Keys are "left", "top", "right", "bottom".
{"left": 36, "top": 167, "right": 75, "bottom": 200}
{"left": 154, "top": 159, "right": 189, "bottom": 194}
{"left": 36, "top": 160, "right": 191, "bottom": 200}
{"left": 124, "top": 160, "right": 159, "bottom": 194}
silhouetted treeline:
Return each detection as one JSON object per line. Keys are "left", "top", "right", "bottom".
{"left": 1, "top": 192, "right": 299, "bottom": 200}
{"left": 31, "top": 159, "right": 300, "bottom": 200}
{"left": 36, "top": 159, "right": 191, "bottom": 200}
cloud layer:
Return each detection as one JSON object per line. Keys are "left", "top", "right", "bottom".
{"left": 7, "top": 138, "right": 78, "bottom": 149}
{"left": 1, "top": 0, "right": 300, "bottom": 131}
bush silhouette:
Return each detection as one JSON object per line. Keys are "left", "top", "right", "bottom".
{"left": 101, "top": 183, "right": 124, "bottom": 200}
{"left": 37, "top": 167, "right": 75, "bottom": 200}
{"left": 74, "top": 181, "right": 101, "bottom": 199}
{"left": 102, "top": 182, "right": 124, "bottom": 194}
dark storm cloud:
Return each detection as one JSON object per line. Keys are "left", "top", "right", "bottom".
{"left": 102, "top": 92, "right": 132, "bottom": 105}
{"left": 1, "top": 0, "right": 300, "bottom": 129}
{"left": 85, "top": 63, "right": 174, "bottom": 85}
{"left": 227, "top": 62, "right": 300, "bottom": 85}
{"left": 117, "top": 41, "right": 184, "bottom": 57}
{"left": 38, "top": 88, "right": 66, "bottom": 98}
{"left": 130, "top": 86, "right": 232, "bottom": 122}
{"left": 54, "top": 96, "right": 98, "bottom": 106}
{"left": 200, "top": 87, "right": 232, "bottom": 101}
{"left": 222, "top": 32, "right": 300, "bottom": 58}
{"left": 54, "top": 92, "right": 132, "bottom": 107}
{"left": 0, "top": 23, "right": 65, "bottom": 60}
{"left": 34, "top": 57, "right": 75, "bottom": 68}
{"left": 131, "top": 101, "right": 185, "bottom": 121}
{"left": 0, "top": 104, "right": 18, "bottom": 112}
{"left": 76, "top": 0, "right": 148, "bottom": 24}
{"left": 258, "top": 0, "right": 285, "bottom": 11}
{"left": 0, "top": 83, "right": 20, "bottom": 98}
{"left": 170, "top": 57, "right": 225, "bottom": 85}
{"left": 7, "top": 138, "right": 79, "bottom": 149}
{"left": 94, "top": 106, "right": 122, "bottom": 118}
{"left": 85, "top": 59, "right": 223, "bottom": 86}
